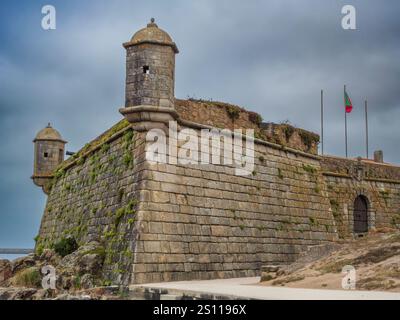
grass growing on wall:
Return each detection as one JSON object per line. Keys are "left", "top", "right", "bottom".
{"left": 302, "top": 164, "right": 317, "bottom": 174}
{"left": 37, "top": 124, "right": 138, "bottom": 271}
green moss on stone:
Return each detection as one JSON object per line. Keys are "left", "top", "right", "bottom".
{"left": 114, "top": 208, "right": 126, "bottom": 227}
{"left": 309, "top": 217, "right": 318, "bottom": 226}
{"left": 282, "top": 125, "right": 295, "bottom": 141}
{"left": 123, "top": 151, "right": 133, "bottom": 168}
{"left": 101, "top": 143, "right": 110, "bottom": 154}
{"left": 54, "top": 168, "right": 65, "bottom": 180}
{"left": 127, "top": 218, "right": 135, "bottom": 227}
{"left": 104, "top": 227, "right": 116, "bottom": 239}
{"left": 118, "top": 189, "right": 124, "bottom": 202}
{"left": 77, "top": 157, "right": 85, "bottom": 166}
{"left": 303, "top": 164, "right": 317, "bottom": 174}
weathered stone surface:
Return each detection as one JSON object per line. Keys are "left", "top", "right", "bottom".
{"left": 58, "top": 242, "right": 104, "bottom": 276}
{"left": 80, "top": 274, "right": 94, "bottom": 290}
{"left": 10, "top": 255, "right": 36, "bottom": 274}
{"left": 0, "top": 259, "right": 12, "bottom": 284}
{"left": 32, "top": 289, "right": 56, "bottom": 300}
{"left": 0, "top": 287, "right": 38, "bottom": 300}
{"left": 175, "top": 99, "right": 319, "bottom": 154}
{"left": 125, "top": 36, "right": 176, "bottom": 108}
{"left": 261, "top": 265, "right": 280, "bottom": 273}
{"left": 39, "top": 249, "right": 61, "bottom": 266}
{"left": 52, "top": 293, "right": 92, "bottom": 300}
{"left": 36, "top": 128, "right": 143, "bottom": 285}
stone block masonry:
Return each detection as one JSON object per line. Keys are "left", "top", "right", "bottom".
{"left": 322, "top": 156, "right": 400, "bottom": 238}
{"left": 130, "top": 124, "right": 338, "bottom": 284}
{"left": 35, "top": 116, "right": 400, "bottom": 285}
{"left": 175, "top": 99, "right": 320, "bottom": 155}
{"left": 36, "top": 118, "right": 339, "bottom": 285}
{"left": 125, "top": 44, "right": 176, "bottom": 108}
{"left": 36, "top": 122, "right": 148, "bottom": 285}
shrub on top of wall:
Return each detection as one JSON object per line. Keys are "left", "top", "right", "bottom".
{"left": 298, "top": 130, "right": 319, "bottom": 151}
{"left": 248, "top": 111, "right": 263, "bottom": 125}
{"left": 226, "top": 105, "right": 240, "bottom": 121}
{"left": 282, "top": 124, "right": 295, "bottom": 141}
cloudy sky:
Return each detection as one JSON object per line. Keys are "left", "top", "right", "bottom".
{"left": 0, "top": 0, "right": 399, "bottom": 250}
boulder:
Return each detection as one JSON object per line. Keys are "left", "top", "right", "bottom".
{"left": 79, "top": 254, "right": 103, "bottom": 275}
{"left": 32, "top": 288, "right": 57, "bottom": 300}
{"left": 59, "top": 242, "right": 104, "bottom": 275}
{"left": 39, "top": 249, "right": 61, "bottom": 266}
{"left": 80, "top": 273, "right": 94, "bottom": 289}
{"left": 56, "top": 272, "right": 74, "bottom": 291}
{"left": 10, "top": 254, "right": 36, "bottom": 273}
{"left": 0, "top": 241, "right": 107, "bottom": 299}
{"left": 260, "top": 265, "right": 282, "bottom": 282}
{"left": 0, "top": 287, "right": 37, "bottom": 300}
{"left": 261, "top": 265, "right": 280, "bottom": 273}
{"left": 0, "top": 259, "right": 12, "bottom": 284}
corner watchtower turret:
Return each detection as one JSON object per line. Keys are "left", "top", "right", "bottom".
{"left": 120, "top": 18, "right": 179, "bottom": 131}
{"left": 32, "top": 123, "right": 67, "bottom": 194}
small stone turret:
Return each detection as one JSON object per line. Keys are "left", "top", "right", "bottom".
{"left": 32, "top": 123, "right": 67, "bottom": 194}
{"left": 120, "top": 18, "right": 179, "bottom": 131}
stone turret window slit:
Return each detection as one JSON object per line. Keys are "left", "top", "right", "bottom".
{"left": 44, "top": 152, "right": 48, "bottom": 158}
{"left": 143, "top": 65, "right": 150, "bottom": 74}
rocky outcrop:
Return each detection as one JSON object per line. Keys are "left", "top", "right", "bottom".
{"left": 10, "top": 255, "right": 36, "bottom": 274}
{"left": 260, "top": 231, "right": 400, "bottom": 292}
{"left": 0, "top": 241, "right": 121, "bottom": 300}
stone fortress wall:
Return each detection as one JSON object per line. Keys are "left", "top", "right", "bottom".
{"left": 321, "top": 156, "right": 400, "bottom": 238}
{"left": 131, "top": 121, "right": 338, "bottom": 284}
{"left": 33, "top": 19, "right": 400, "bottom": 285}
{"left": 36, "top": 121, "right": 146, "bottom": 285}
{"left": 36, "top": 104, "right": 400, "bottom": 284}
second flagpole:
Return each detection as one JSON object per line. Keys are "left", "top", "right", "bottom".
{"left": 344, "top": 85, "right": 348, "bottom": 158}
{"left": 365, "top": 99, "right": 369, "bottom": 159}
{"left": 321, "top": 89, "right": 324, "bottom": 155}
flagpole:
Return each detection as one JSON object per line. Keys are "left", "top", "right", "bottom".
{"left": 344, "top": 85, "right": 348, "bottom": 158}
{"left": 321, "top": 89, "right": 324, "bottom": 155}
{"left": 365, "top": 99, "right": 369, "bottom": 159}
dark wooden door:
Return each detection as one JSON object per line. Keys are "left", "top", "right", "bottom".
{"left": 354, "top": 196, "right": 368, "bottom": 233}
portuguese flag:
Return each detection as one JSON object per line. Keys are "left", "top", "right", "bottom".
{"left": 345, "top": 90, "right": 353, "bottom": 113}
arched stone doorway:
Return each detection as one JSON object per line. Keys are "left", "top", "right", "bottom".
{"left": 353, "top": 195, "right": 368, "bottom": 233}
